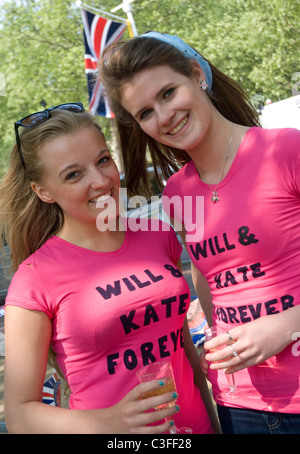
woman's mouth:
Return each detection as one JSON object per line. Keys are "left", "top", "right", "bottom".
{"left": 168, "top": 115, "right": 189, "bottom": 135}
{"left": 89, "top": 191, "right": 112, "bottom": 204}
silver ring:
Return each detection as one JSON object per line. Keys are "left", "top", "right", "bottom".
{"left": 226, "top": 331, "right": 233, "bottom": 342}
{"left": 230, "top": 344, "right": 238, "bottom": 357}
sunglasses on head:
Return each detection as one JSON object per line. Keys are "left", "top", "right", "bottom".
{"left": 14, "top": 102, "right": 85, "bottom": 170}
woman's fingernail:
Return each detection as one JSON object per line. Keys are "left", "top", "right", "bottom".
{"left": 169, "top": 420, "right": 175, "bottom": 426}
{"left": 172, "top": 392, "right": 178, "bottom": 399}
{"left": 175, "top": 405, "right": 180, "bottom": 412}
{"left": 158, "top": 380, "right": 165, "bottom": 386}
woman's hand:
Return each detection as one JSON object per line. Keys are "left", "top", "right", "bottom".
{"left": 103, "top": 380, "right": 179, "bottom": 434}
{"left": 203, "top": 311, "right": 296, "bottom": 374}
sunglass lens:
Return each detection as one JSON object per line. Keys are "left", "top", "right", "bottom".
{"left": 56, "top": 103, "right": 84, "bottom": 112}
{"left": 17, "top": 103, "right": 84, "bottom": 128}
{"left": 20, "top": 112, "right": 48, "bottom": 126}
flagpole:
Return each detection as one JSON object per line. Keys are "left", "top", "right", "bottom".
{"left": 75, "top": 1, "right": 128, "bottom": 23}
{"left": 111, "top": 1, "right": 138, "bottom": 36}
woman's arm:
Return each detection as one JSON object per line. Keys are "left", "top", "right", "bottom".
{"left": 191, "top": 262, "right": 213, "bottom": 326}
{"left": 174, "top": 222, "right": 213, "bottom": 326}
{"left": 4, "top": 306, "right": 178, "bottom": 434}
{"left": 177, "top": 258, "right": 220, "bottom": 433}
{"left": 182, "top": 317, "right": 221, "bottom": 433}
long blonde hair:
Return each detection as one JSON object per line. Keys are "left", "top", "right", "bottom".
{"left": 0, "top": 109, "right": 102, "bottom": 272}
{"left": 1, "top": 109, "right": 103, "bottom": 388}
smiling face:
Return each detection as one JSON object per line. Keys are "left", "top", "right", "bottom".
{"left": 121, "top": 63, "right": 214, "bottom": 155}
{"left": 31, "top": 125, "right": 120, "bottom": 230}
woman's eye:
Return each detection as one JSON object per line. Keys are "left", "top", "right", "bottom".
{"left": 97, "top": 156, "right": 110, "bottom": 165}
{"left": 163, "top": 87, "right": 175, "bottom": 99}
{"left": 140, "top": 109, "right": 152, "bottom": 120}
{"left": 65, "top": 170, "right": 80, "bottom": 180}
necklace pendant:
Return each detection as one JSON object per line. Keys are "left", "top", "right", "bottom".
{"left": 211, "top": 192, "right": 220, "bottom": 203}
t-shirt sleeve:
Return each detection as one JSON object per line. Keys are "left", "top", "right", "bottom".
{"left": 163, "top": 221, "right": 182, "bottom": 264}
{"left": 5, "top": 261, "right": 55, "bottom": 319}
{"left": 275, "top": 128, "right": 300, "bottom": 195}
{"left": 162, "top": 183, "right": 178, "bottom": 221}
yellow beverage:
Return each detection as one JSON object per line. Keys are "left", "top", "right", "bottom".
{"left": 209, "top": 344, "right": 233, "bottom": 362}
{"left": 142, "top": 377, "right": 177, "bottom": 409}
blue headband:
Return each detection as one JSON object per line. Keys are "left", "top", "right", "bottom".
{"left": 140, "top": 31, "right": 213, "bottom": 94}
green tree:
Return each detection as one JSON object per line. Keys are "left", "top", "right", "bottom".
{"left": 0, "top": 0, "right": 91, "bottom": 172}
{"left": 0, "top": 0, "right": 299, "bottom": 173}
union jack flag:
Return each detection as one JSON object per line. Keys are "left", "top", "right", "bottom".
{"left": 81, "top": 9, "right": 127, "bottom": 117}
{"left": 42, "top": 371, "right": 61, "bottom": 407}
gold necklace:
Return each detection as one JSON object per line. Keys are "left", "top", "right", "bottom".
{"left": 201, "top": 126, "right": 233, "bottom": 204}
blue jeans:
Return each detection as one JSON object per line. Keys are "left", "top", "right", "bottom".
{"left": 217, "top": 405, "right": 300, "bottom": 434}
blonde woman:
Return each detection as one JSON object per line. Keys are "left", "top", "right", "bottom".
{"left": 1, "top": 104, "right": 216, "bottom": 434}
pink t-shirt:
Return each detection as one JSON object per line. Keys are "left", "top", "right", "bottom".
{"left": 6, "top": 219, "right": 213, "bottom": 434}
{"left": 163, "top": 127, "right": 300, "bottom": 413}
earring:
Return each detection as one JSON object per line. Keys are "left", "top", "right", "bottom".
{"left": 200, "top": 79, "right": 208, "bottom": 91}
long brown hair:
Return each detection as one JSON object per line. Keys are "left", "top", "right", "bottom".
{"left": 98, "top": 36, "right": 260, "bottom": 197}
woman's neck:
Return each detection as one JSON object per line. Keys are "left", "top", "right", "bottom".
{"left": 190, "top": 119, "right": 249, "bottom": 185}
{"left": 56, "top": 217, "right": 126, "bottom": 252}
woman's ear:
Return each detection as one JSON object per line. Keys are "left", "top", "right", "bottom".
{"left": 191, "top": 61, "right": 205, "bottom": 84}
{"left": 31, "top": 182, "right": 56, "bottom": 204}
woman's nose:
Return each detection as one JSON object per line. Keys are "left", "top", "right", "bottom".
{"left": 90, "top": 168, "right": 110, "bottom": 189}
{"left": 157, "top": 106, "right": 175, "bottom": 126}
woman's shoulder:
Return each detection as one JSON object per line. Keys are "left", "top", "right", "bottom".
{"left": 247, "top": 125, "right": 300, "bottom": 143}
{"left": 164, "top": 161, "right": 195, "bottom": 193}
